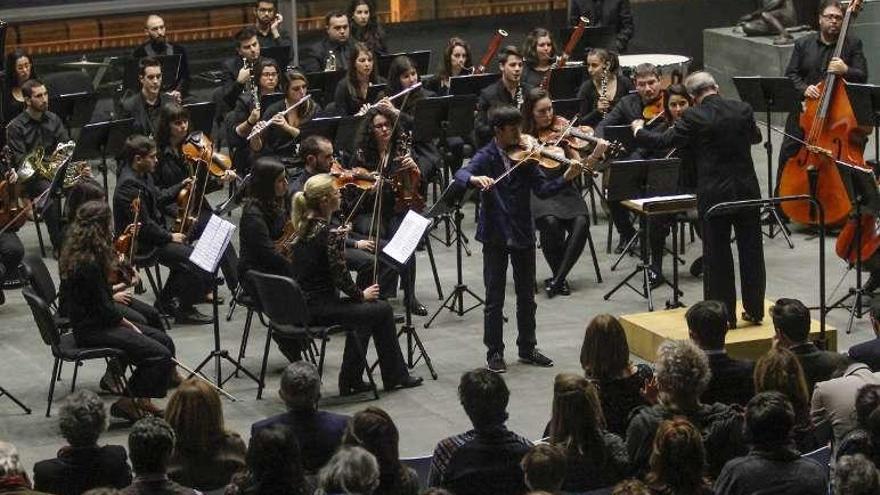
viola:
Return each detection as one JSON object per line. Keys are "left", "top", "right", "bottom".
{"left": 275, "top": 219, "right": 297, "bottom": 257}
{"left": 330, "top": 159, "right": 377, "bottom": 190}
{"left": 505, "top": 134, "right": 579, "bottom": 170}
{"left": 111, "top": 196, "right": 141, "bottom": 286}
{"left": 779, "top": 0, "right": 867, "bottom": 227}
{"left": 642, "top": 95, "right": 665, "bottom": 121}
{"left": 182, "top": 132, "right": 232, "bottom": 179}
{"left": 389, "top": 131, "right": 426, "bottom": 213}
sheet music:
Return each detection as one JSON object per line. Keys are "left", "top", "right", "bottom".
{"left": 189, "top": 214, "right": 236, "bottom": 273}
{"left": 382, "top": 210, "right": 432, "bottom": 265}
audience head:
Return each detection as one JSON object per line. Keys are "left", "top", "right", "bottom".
{"left": 580, "top": 314, "right": 631, "bottom": 381}
{"left": 745, "top": 391, "right": 795, "bottom": 448}
{"left": 143, "top": 14, "right": 166, "bottom": 43}
{"left": 612, "top": 479, "right": 651, "bottom": 495}
{"left": 82, "top": 489, "right": 122, "bottom": 495}
{"left": 753, "top": 346, "right": 810, "bottom": 423}
{"left": 685, "top": 300, "right": 729, "bottom": 350}
{"left": 771, "top": 298, "right": 812, "bottom": 346}
{"left": 6, "top": 49, "right": 35, "bottom": 86}
{"left": 834, "top": 454, "right": 880, "bottom": 495}
{"left": 21, "top": 79, "right": 48, "bottom": 113}
{"left": 420, "top": 490, "right": 455, "bottom": 495}
{"left": 458, "top": 368, "right": 509, "bottom": 429}
{"left": 684, "top": 71, "right": 719, "bottom": 102}
{"left": 854, "top": 384, "right": 880, "bottom": 438}
{"left": 58, "top": 390, "right": 107, "bottom": 448}
{"left": 342, "top": 407, "right": 404, "bottom": 487}
{"left": 245, "top": 424, "right": 307, "bottom": 492}
{"left": 645, "top": 418, "right": 708, "bottom": 494}
{"left": 165, "top": 378, "right": 227, "bottom": 455}
{"left": 521, "top": 443, "right": 566, "bottom": 492}
{"left": 440, "top": 37, "right": 472, "bottom": 79}
{"left": 128, "top": 416, "right": 176, "bottom": 475}
{"left": 654, "top": 340, "right": 711, "bottom": 407}
{"left": 325, "top": 10, "right": 350, "bottom": 43}
{"left": 317, "top": 446, "right": 379, "bottom": 495}
{"left": 280, "top": 360, "right": 322, "bottom": 412}
{"left": 549, "top": 373, "right": 606, "bottom": 456}
{"left": 0, "top": 442, "right": 31, "bottom": 489}
{"left": 235, "top": 26, "right": 260, "bottom": 60}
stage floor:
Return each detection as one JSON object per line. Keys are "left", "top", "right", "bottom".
{"left": 0, "top": 144, "right": 873, "bottom": 473}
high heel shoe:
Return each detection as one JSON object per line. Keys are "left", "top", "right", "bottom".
{"left": 384, "top": 375, "right": 423, "bottom": 392}
{"left": 339, "top": 378, "right": 373, "bottom": 396}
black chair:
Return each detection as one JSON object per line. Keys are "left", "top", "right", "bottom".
{"left": 22, "top": 287, "right": 128, "bottom": 417}
{"left": 20, "top": 253, "right": 69, "bottom": 331}
{"left": 247, "top": 271, "right": 379, "bottom": 400}
{"left": 226, "top": 269, "right": 267, "bottom": 376}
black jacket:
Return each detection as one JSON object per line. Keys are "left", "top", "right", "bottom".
{"left": 300, "top": 37, "right": 353, "bottom": 74}
{"left": 790, "top": 342, "right": 848, "bottom": 394}
{"left": 568, "top": 0, "right": 635, "bottom": 52}
{"left": 117, "top": 92, "right": 176, "bottom": 138}
{"left": 33, "top": 444, "right": 132, "bottom": 495}
{"left": 475, "top": 80, "right": 529, "bottom": 146}
{"left": 61, "top": 261, "right": 123, "bottom": 334}
{"left": 785, "top": 33, "right": 867, "bottom": 96}
{"left": 714, "top": 447, "right": 828, "bottom": 495}
{"left": 702, "top": 352, "right": 755, "bottom": 407}
{"left": 576, "top": 75, "right": 635, "bottom": 128}
{"left": 633, "top": 94, "right": 762, "bottom": 214}
{"left": 238, "top": 202, "right": 294, "bottom": 279}
{"left": 113, "top": 165, "right": 182, "bottom": 248}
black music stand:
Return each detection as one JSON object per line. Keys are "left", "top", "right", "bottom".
{"left": 184, "top": 101, "right": 216, "bottom": 137}
{"left": 299, "top": 116, "right": 342, "bottom": 141}
{"left": 425, "top": 184, "right": 483, "bottom": 329}
{"left": 0, "top": 386, "right": 30, "bottom": 414}
{"left": 259, "top": 92, "right": 284, "bottom": 111}
{"left": 379, "top": 50, "right": 431, "bottom": 78}
{"left": 368, "top": 83, "right": 387, "bottom": 102}
{"left": 334, "top": 116, "right": 364, "bottom": 156}
{"left": 262, "top": 45, "right": 291, "bottom": 69}
{"left": 733, "top": 76, "right": 799, "bottom": 246}
{"left": 72, "top": 118, "right": 134, "bottom": 192}
{"left": 603, "top": 158, "right": 683, "bottom": 309}
{"left": 305, "top": 69, "right": 346, "bottom": 106}
{"left": 50, "top": 92, "right": 97, "bottom": 133}
{"left": 826, "top": 163, "right": 880, "bottom": 333}
{"left": 558, "top": 26, "right": 616, "bottom": 59}
{"left": 449, "top": 73, "right": 501, "bottom": 96}
{"left": 553, "top": 98, "right": 582, "bottom": 120}
{"left": 845, "top": 82, "right": 880, "bottom": 166}
{"left": 122, "top": 54, "right": 181, "bottom": 93}
{"left": 547, "top": 66, "right": 585, "bottom": 99}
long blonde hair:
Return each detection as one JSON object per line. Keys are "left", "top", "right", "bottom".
{"left": 291, "top": 173, "right": 337, "bottom": 239}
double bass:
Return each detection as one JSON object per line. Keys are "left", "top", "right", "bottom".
{"left": 778, "top": 0, "right": 867, "bottom": 227}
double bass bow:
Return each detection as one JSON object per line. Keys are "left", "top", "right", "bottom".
{"left": 778, "top": 0, "right": 867, "bottom": 227}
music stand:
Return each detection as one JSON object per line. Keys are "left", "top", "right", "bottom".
{"left": 845, "top": 82, "right": 880, "bottom": 164}
{"left": 299, "top": 116, "right": 342, "bottom": 142}
{"left": 368, "top": 83, "right": 387, "bottom": 102}
{"left": 183, "top": 101, "right": 216, "bottom": 137}
{"left": 122, "top": 54, "right": 181, "bottom": 93}
{"left": 72, "top": 118, "right": 134, "bottom": 192}
{"left": 334, "top": 116, "right": 364, "bottom": 155}
{"left": 553, "top": 98, "right": 582, "bottom": 120}
{"left": 259, "top": 92, "right": 284, "bottom": 111}
{"left": 449, "top": 73, "right": 501, "bottom": 96}
{"left": 262, "top": 45, "right": 291, "bottom": 69}
{"left": 733, "top": 76, "right": 799, "bottom": 245}
{"left": 557, "top": 25, "right": 616, "bottom": 59}
{"left": 378, "top": 50, "right": 431, "bottom": 77}
{"left": 826, "top": 163, "right": 880, "bottom": 333}
{"left": 50, "top": 92, "right": 97, "bottom": 133}
{"left": 305, "top": 69, "right": 346, "bottom": 106}
{"left": 603, "top": 158, "right": 683, "bottom": 308}
{"left": 547, "top": 66, "right": 585, "bottom": 99}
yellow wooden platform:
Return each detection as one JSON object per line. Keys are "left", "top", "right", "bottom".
{"left": 619, "top": 299, "right": 837, "bottom": 362}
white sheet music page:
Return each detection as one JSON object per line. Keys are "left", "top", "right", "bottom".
{"left": 189, "top": 214, "right": 236, "bottom": 273}
{"left": 382, "top": 210, "right": 432, "bottom": 265}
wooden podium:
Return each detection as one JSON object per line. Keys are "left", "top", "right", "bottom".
{"left": 619, "top": 299, "right": 837, "bottom": 362}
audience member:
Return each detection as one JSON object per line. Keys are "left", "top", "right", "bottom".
{"left": 546, "top": 373, "right": 629, "bottom": 491}
{"left": 812, "top": 358, "right": 880, "bottom": 446}
{"left": 626, "top": 340, "right": 746, "bottom": 477}
{"left": 848, "top": 298, "right": 880, "bottom": 371}
{"left": 301, "top": 11, "right": 353, "bottom": 73}
{"left": 132, "top": 14, "right": 190, "bottom": 96}
{"left": 0, "top": 441, "right": 51, "bottom": 495}
{"left": 250, "top": 361, "right": 349, "bottom": 474}
{"left": 33, "top": 391, "right": 132, "bottom": 495}
{"left": 580, "top": 314, "right": 653, "bottom": 436}
{"left": 715, "top": 392, "right": 828, "bottom": 495}
{"left": 165, "top": 378, "right": 246, "bottom": 491}
{"left": 753, "top": 346, "right": 822, "bottom": 453}
{"left": 836, "top": 384, "right": 880, "bottom": 466}
{"left": 315, "top": 446, "right": 380, "bottom": 495}
{"left": 644, "top": 418, "right": 713, "bottom": 495}
{"left": 122, "top": 417, "right": 198, "bottom": 495}
{"left": 521, "top": 444, "right": 566, "bottom": 494}
{"left": 613, "top": 479, "right": 651, "bottom": 495}
{"left": 428, "top": 368, "right": 532, "bottom": 495}
{"left": 342, "top": 407, "right": 418, "bottom": 495}
{"left": 224, "top": 424, "right": 313, "bottom": 495}
{"left": 686, "top": 300, "right": 754, "bottom": 406}
{"left": 772, "top": 297, "right": 847, "bottom": 393}
{"left": 834, "top": 454, "right": 880, "bottom": 495}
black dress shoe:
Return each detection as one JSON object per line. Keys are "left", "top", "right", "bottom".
{"left": 559, "top": 280, "right": 571, "bottom": 296}
{"left": 339, "top": 379, "right": 373, "bottom": 396}
{"left": 175, "top": 306, "right": 213, "bottom": 325}
{"left": 543, "top": 278, "right": 553, "bottom": 292}
{"left": 385, "top": 375, "right": 423, "bottom": 392}
{"left": 406, "top": 298, "right": 428, "bottom": 316}
{"left": 689, "top": 256, "right": 704, "bottom": 278}
{"left": 648, "top": 270, "right": 665, "bottom": 290}
{"left": 741, "top": 312, "right": 762, "bottom": 325}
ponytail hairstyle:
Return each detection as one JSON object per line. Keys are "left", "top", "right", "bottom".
{"left": 290, "top": 173, "right": 336, "bottom": 240}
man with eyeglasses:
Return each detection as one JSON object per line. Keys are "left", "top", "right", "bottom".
{"left": 132, "top": 14, "right": 191, "bottom": 97}
{"left": 777, "top": 0, "right": 867, "bottom": 199}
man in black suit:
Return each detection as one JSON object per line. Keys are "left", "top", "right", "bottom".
{"left": 250, "top": 361, "right": 349, "bottom": 474}
{"left": 569, "top": 0, "right": 635, "bottom": 53}
{"left": 632, "top": 71, "right": 765, "bottom": 327}
{"left": 848, "top": 298, "right": 880, "bottom": 371}
{"left": 772, "top": 297, "right": 847, "bottom": 393}
{"left": 132, "top": 14, "right": 191, "bottom": 96}
{"left": 252, "top": 0, "right": 291, "bottom": 48}
{"left": 118, "top": 57, "right": 179, "bottom": 138}
{"left": 474, "top": 46, "right": 529, "bottom": 147}
{"left": 686, "top": 300, "right": 755, "bottom": 406}
{"left": 299, "top": 11, "right": 352, "bottom": 73}
{"left": 218, "top": 27, "right": 265, "bottom": 109}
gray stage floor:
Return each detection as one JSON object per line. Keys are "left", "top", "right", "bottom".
{"left": 0, "top": 143, "right": 871, "bottom": 474}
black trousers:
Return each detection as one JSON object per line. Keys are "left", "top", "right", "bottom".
{"left": 482, "top": 243, "right": 537, "bottom": 359}
{"left": 25, "top": 178, "right": 63, "bottom": 251}
{"left": 535, "top": 215, "right": 588, "bottom": 284}
{"left": 0, "top": 232, "right": 24, "bottom": 282}
{"left": 74, "top": 324, "right": 175, "bottom": 398}
{"left": 346, "top": 247, "right": 401, "bottom": 299}
{"left": 647, "top": 215, "right": 674, "bottom": 273}
{"left": 608, "top": 200, "right": 636, "bottom": 240}
{"left": 309, "top": 296, "right": 408, "bottom": 386}
{"left": 116, "top": 298, "right": 165, "bottom": 330}
{"left": 154, "top": 242, "right": 210, "bottom": 309}
{"left": 352, "top": 212, "right": 417, "bottom": 302}
{"left": 702, "top": 207, "right": 766, "bottom": 324}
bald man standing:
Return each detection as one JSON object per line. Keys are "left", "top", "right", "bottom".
{"left": 132, "top": 14, "right": 191, "bottom": 96}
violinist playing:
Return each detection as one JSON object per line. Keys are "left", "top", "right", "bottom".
{"left": 576, "top": 48, "right": 634, "bottom": 128}
{"left": 597, "top": 62, "right": 665, "bottom": 254}
{"left": 521, "top": 88, "right": 595, "bottom": 298}
{"left": 0, "top": 146, "right": 25, "bottom": 306}
{"left": 249, "top": 68, "right": 321, "bottom": 160}
{"left": 227, "top": 58, "right": 281, "bottom": 175}
{"left": 455, "top": 105, "right": 607, "bottom": 373}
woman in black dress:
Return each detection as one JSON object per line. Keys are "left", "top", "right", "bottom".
{"left": 522, "top": 87, "right": 602, "bottom": 297}
{"left": 250, "top": 68, "right": 320, "bottom": 160}
{"left": 334, "top": 42, "right": 381, "bottom": 116}
{"left": 521, "top": 27, "right": 557, "bottom": 88}
{"left": 60, "top": 200, "right": 175, "bottom": 421}
{"left": 288, "top": 174, "right": 422, "bottom": 395}
{"left": 348, "top": 0, "right": 388, "bottom": 56}
{"left": 428, "top": 37, "right": 473, "bottom": 96}
{"left": 3, "top": 50, "right": 35, "bottom": 124}
{"left": 576, "top": 48, "right": 633, "bottom": 127}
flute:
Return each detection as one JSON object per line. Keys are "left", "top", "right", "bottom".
{"left": 355, "top": 82, "right": 422, "bottom": 117}
{"left": 246, "top": 94, "right": 312, "bottom": 140}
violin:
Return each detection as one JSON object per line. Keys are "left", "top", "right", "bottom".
{"left": 176, "top": 132, "right": 229, "bottom": 236}
{"left": 505, "top": 134, "right": 581, "bottom": 170}
{"left": 111, "top": 196, "right": 140, "bottom": 286}
{"left": 330, "top": 159, "right": 377, "bottom": 190}
{"left": 642, "top": 95, "right": 665, "bottom": 121}
{"left": 274, "top": 219, "right": 297, "bottom": 257}
{"left": 538, "top": 116, "right": 626, "bottom": 159}
{"left": 181, "top": 131, "right": 233, "bottom": 179}
{"left": 0, "top": 146, "right": 27, "bottom": 232}
{"left": 389, "top": 130, "right": 426, "bottom": 213}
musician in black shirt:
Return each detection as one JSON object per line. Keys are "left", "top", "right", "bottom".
{"left": 118, "top": 57, "right": 178, "bottom": 138}
{"left": 300, "top": 11, "right": 353, "bottom": 73}
{"left": 520, "top": 28, "right": 557, "bottom": 88}
{"left": 475, "top": 46, "right": 530, "bottom": 147}
{"left": 219, "top": 27, "right": 265, "bottom": 110}
{"left": 568, "top": 0, "right": 635, "bottom": 53}
{"left": 226, "top": 59, "right": 281, "bottom": 175}
{"left": 334, "top": 42, "right": 381, "bottom": 117}
{"left": 252, "top": 0, "right": 291, "bottom": 48}
{"left": 2, "top": 50, "right": 35, "bottom": 125}
{"left": 6, "top": 79, "right": 67, "bottom": 253}
{"left": 250, "top": 68, "right": 321, "bottom": 160}
{"left": 428, "top": 37, "right": 473, "bottom": 97}
{"left": 348, "top": 0, "right": 388, "bottom": 56}
{"left": 576, "top": 48, "right": 634, "bottom": 128}
{"left": 132, "top": 14, "right": 191, "bottom": 96}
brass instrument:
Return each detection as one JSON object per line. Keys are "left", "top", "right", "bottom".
{"left": 19, "top": 140, "right": 78, "bottom": 185}
{"left": 325, "top": 50, "right": 337, "bottom": 72}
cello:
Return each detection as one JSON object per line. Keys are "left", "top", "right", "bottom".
{"left": 778, "top": 0, "right": 867, "bottom": 227}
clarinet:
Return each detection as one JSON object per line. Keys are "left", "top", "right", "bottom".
{"left": 515, "top": 84, "right": 524, "bottom": 110}
{"left": 599, "top": 68, "right": 609, "bottom": 118}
